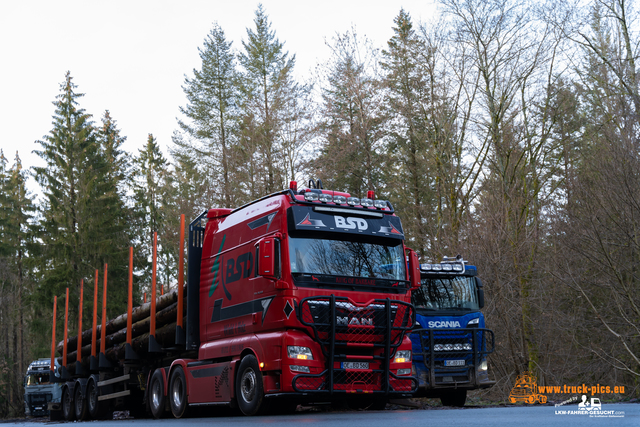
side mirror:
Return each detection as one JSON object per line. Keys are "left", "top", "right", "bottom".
{"left": 257, "top": 237, "right": 280, "bottom": 279}
{"left": 406, "top": 248, "right": 421, "bottom": 289}
{"left": 476, "top": 277, "right": 485, "bottom": 309}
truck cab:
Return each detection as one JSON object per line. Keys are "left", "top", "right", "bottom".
{"left": 23, "top": 358, "right": 62, "bottom": 417}
{"left": 410, "top": 257, "right": 495, "bottom": 406}
{"left": 165, "top": 181, "right": 419, "bottom": 416}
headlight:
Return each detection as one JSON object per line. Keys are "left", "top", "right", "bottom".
{"left": 347, "top": 197, "right": 360, "bottom": 206}
{"left": 287, "top": 346, "right": 313, "bottom": 360}
{"left": 434, "top": 344, "right": 444, "bottom": 351}
{"left": 463, "top": 343, "right": 472, "bottom": 351}
{"left": 467, "top": 318, "right": 480, "bottom": 327}
{"left": 318, "top": 194, "right": 332, "bottom": 203}
{"left": 479, "top": 360, "right": 488, "bottom": 371}
{"left": 290, "top": 365, "right": 310, "bottom": 373}
{"left": 397, "top": 369, "right": 411, "bottom": 375}
{"left": 304, "top": 192, "right": 319, "bottom": 201}
{"left": 360, "top": 198, "right": 374, "bottom": 207}
{"left": 333, "top": 195, "right": 346, "bottom": 204}
{"left": 394, "top": 350, "right": 411, "bottom": 363}
{"left": 373, "top": 200, "right": 387, "bottom": 209}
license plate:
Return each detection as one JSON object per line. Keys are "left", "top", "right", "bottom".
{"left": 445, "top": 359, "right": 465, "bottom": 367}
{"left": 342, "top": 362, "right": 369, "bottom": 370}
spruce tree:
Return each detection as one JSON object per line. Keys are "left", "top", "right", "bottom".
{"left": 176, "top": 23, "right": 243, "bottom": 207}
{"left": 33, "top": 72, "right": 131, "bottom": 350}
{"left": 132, "top": 134, "right": 168, "bottom": 294}
{"left": 312, "top": 29, "right": 386, "bottom": 198}
{"left": 239, "top": 4, "right": 296, "bottom": 195}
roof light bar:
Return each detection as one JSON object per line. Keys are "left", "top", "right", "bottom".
{"left": 420, "top": 261, "right": 465, "bottom": 274}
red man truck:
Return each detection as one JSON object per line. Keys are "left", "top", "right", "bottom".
{"left": 51, "top": 180, "right": 420, "bottom": 420}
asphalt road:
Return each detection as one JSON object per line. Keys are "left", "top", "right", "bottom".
{"left": 5, "top": 403, "right": 638, "bottom": 427}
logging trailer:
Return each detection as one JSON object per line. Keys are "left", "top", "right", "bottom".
{"left": 47, "top": 180, "right": 421, "bottom": 420}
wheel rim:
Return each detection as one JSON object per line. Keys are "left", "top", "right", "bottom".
{"left": 172, "top": 377, "right": 183, "bottom": 407}
{"left": 152, "top": 380, "right": 162, "bottom": 409}
{"left": 240, "top": 368, "right": 257, "bottom": 403}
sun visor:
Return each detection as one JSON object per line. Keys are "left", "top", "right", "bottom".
{"left": 288, "top": 205, "right": 405, "bottom": 239}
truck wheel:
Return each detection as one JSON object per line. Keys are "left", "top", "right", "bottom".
{"left": 169, "top": 367, "right": 189, "bottom": 418}
{"left": 74, "top": 384, "right": 89, "bottom": 420}
{"left": 149, "top": 369, "right": 166, "bottom": 419}
{"left": 87, "top": 379, "right": 101, "bottom": 419}
{"left": 62, "top": 386, "right": 75, "bottom": 421}
{"left": 440, "top": 389, "right": 467, "bottom": 407}
{"left": 236, "top": 355, "right": 265, "bottom": 416}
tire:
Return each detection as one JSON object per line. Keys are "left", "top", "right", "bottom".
{"left": 236, "top": 355, "right": 265, "bottom": 416}
{"left": 62, "top": 385, "right": 75, "bottom": 421}
{"left": 149, "top": 369, "right": 166, "bottom": 419}
{"left": 440, "top": 389, "right": 467, "bottom": 407}
{"left": 74, "top": 384, "right": 89, "bottom": 420}
{"left": 169, "top": 367, "right": 189, "bottom": 418}
{"left": 87, "top": 379, "right": 100, "bottom": 419}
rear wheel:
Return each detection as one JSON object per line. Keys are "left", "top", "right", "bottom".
{"left": 169, "top": 367, "right": 189, "bottom": 418}
{"left": 61, "top": 386, "right": 75, "bottom": 421}
{"left": 87, "top": 378, "right": 109, "bottom": 419}
{"left": 149, "top": 369, "right": 166, "bottom": 419}
{"left": 74, "top": 384, "right": 89, "bottom": 420}
{"left": 236, "top": 355, "right": 265, "bottom": 416}
{"left": 440, "top": 389, "right": 467, "bottom": 407}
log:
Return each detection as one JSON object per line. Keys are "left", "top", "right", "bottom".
{"left": 57, "top": 287, "right": 184, "bottom": 354}
{"left": 58, "top": 316, "right": 186, "bottom": 366}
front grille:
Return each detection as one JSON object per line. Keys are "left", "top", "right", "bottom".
{"left": 27, "top": 393, "right": 51, "bottom": 416}
{"left": 294, "top": 295, "right": 417, "bottom": 394}
{"left": 299, "top": 297, "right": 413, "bottom": 350}
{"left": 411, "top": 328, "right": 494, "bottom": 387}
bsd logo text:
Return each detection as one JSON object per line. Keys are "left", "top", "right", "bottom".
{"left": 335, "top": 216, "right": 368, "bottom": 231}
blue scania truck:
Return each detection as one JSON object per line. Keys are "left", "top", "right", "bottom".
{"left": 410, "top": 256, "right": 495, "bottom": 406}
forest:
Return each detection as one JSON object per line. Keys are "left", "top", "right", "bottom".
{"left": 1, "top": 0, "right": 639, "bottom": 417}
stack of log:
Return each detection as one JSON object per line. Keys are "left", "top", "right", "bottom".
{"left": 56, "top": 286, "right": 186, "bottom": 368}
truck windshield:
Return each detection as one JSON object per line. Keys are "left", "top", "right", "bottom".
{"left": 288, "top": 236, "right": 405, "bottom": 281}
{"left": 412, "top": 276, "right": 479, "bottom": 311}
{"left": 25, "top": 373, "right": 49, "bottom": 386}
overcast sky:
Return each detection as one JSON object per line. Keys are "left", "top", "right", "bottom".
{"left": 0, "top": 0, "right": 437, "bottom": 193}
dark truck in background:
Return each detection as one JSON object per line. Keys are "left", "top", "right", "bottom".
{"left": 410, "top": 256, "right": 495, "bottom": 406}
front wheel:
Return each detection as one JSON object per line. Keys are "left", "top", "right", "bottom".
{"left": 440, "top": 389, "right": 467, "bottom": 407}
{"left": 62, "top": 385, "right": 75, "bottom": 421}
{"left": 169, "top": 367, "right": 189, "bottom": 418}
{"left": 236, "top": 355, "right": 265, "bottom": 416}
